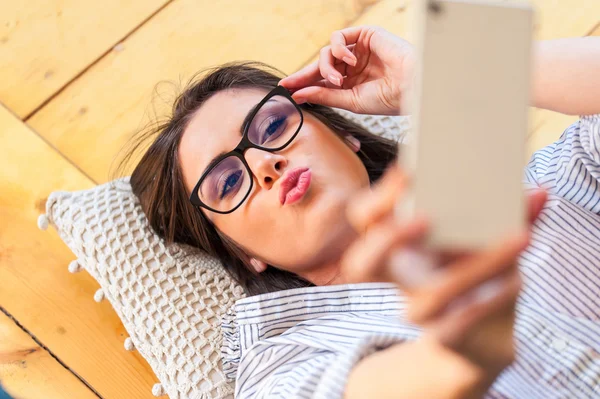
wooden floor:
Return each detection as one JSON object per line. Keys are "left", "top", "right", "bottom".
{"left": 1, "top": 1, "right": 598, "bottom": 398}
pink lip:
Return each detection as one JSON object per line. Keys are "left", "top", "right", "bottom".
{"left": 279, "top": 167, "right": 312, "bottom": 205}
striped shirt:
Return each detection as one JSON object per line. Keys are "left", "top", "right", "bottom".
{"left": 222, "top": 115, "right": 600, "bottom": 399}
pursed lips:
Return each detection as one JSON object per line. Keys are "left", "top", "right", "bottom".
{"left": 279, "top": 167, "right": 312, "bottom": 205}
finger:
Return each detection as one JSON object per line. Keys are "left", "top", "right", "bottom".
{"left": 329, "top": 26, "right": 368, "bottom": 49}
{"left": 333, "top": 25, "right": 393, "bottom": 67}
{"left": 319, "top": 46, "right": 344, "bottom": 86}
{"left": 408, "top": 231, "right": 529, "bottom": 323}
{"left": 280, "top": 45, "right": 356, "bottom": 89}
{"left": 279, "top": 61, "right": 322, "bottom": 90}
{"left": 436, "top": 249, "right": 471, "bottom": 266}
{"left": 292, "top": 79, "right": 331, "bottom": 90}
{"left": 288, "top": 79, "right": 336, "bottom": 93}
{"left": 285, "top": 75, "right": 346, "bottom": 95}
{"left": 342, "top": 216, "right": 429, "bottom": 283}
{"left": 291, "top": 85, "right": 356, "bottom": 108}
{"left": 434, "top": 190, "right": 546, "bottom": 265}
{"left": 389, "top": 248, "right": 440, "bottom": 290}
{"left": 315, "top": 78, "right": 341, "bottom": 89}
{"left": 311, "top": 65, "right": 348, "bottom": 87}
{"left": 330, "top": 31, "right": 357, "bottom": 66}
{"left": 346, "top": 165, "right": 407, "bottom": 233}
{"left": 526, "top": 189, "right": 547, "bottom": 225}
{"left": 433, "top": 272, "right": 521, "bottom": 350}
{"left": 394, "top": 190, "right": 545, "bottom": 278}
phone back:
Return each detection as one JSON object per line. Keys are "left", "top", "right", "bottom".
{"left": 399, "top": 0, "right": 534, "bottom": 248}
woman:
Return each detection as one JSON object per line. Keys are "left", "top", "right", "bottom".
{"left": 130, "top": 26, "right": 600, "bottom": 398}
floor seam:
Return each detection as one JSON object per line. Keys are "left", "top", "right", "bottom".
{"left": 0, "top": 305, "right": 104, "bottom": 399}
{"left": 23, "top": 0, "right": 177, "bottom": 122}
{"left": 295, "top": 0, "right": 383, "bottom": 70}
{"left": 584, "top": 21, "right": 600, "bottom": 36}
{"left": 0, "top": 102, "right": 97, "bottom": 185}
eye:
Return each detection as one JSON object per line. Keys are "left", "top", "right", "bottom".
{"left": 219, "top": 169, "right": 243, "bottom": 199}
{"left": 260, "top": 115, "right": 287, "bottom": 145}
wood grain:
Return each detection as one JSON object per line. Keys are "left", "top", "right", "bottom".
{"left": 0, "top": 105, "right": 157, "bottom": 398}
{"left": 0, "top": 0, "right": 169, "bottom": 118}
{"left": 27, "top": 0, "right": 378, "bottom": 184}
{"left": 0, "top": 312, "right": 97, "bottom": 399}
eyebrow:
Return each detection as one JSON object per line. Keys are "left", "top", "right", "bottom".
{"left": 200, "top": 98, "right": 275, "bottom": 178}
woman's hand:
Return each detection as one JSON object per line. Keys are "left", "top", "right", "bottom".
{"left": 279, "top": 26, "right": 415, "bottom": 115}
{"left": 340, "top": 163, "right": 547, "bottom": 376}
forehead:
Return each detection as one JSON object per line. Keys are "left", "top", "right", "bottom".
{"left": 187, "top": 87, "right": 269, "bottom": 137}
{"left": 179, "top": 87, "right": 268, "bottom": 187}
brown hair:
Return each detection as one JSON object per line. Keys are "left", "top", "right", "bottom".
{"left": 123, "top": 62, "right": 399, "bottom": 296}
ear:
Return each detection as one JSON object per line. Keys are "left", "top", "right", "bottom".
{"left": 250, "top": 257, "right": 268, "bottom": 273}
{"left": 344, "top": 134, "right": 361, "bottom": 153}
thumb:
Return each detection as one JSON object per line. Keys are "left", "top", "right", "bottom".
{"left": 292, "top": 86, "right": 362, "bottom": 113}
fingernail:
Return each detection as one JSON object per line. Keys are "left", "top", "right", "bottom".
{"left": 343, "top": 56, "right": 357, "bottom": 66}
{"left": 444, "top": 277, "right": 507, "bottom": 315}
{"left": 471, "top": 277, "right": 505, "bottom": 304}
{"left": 390, "top": 249, "right": 437, "bottom": 288}
{"left": 293, "top": 96, "right": 306, "bottom": 105}
{"left": 328, "top": 74, "right": 341, "bottom": 86}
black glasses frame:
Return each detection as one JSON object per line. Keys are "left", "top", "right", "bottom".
{"left": 189, "top": 85, "right": 304, "bottom": 214}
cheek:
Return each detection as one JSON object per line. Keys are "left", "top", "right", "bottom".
{"left": 300, "top": 124, "right": 369, "bottom": 185}
{"left": 293, "top": 123, "right": 346, "bottom": 163}
{"left": 210, "top": 206, "right": 271, "bottom": 250}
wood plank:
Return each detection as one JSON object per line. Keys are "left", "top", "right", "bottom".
{"left": 303, "top": 0, "right": 409, "bottom": 68}
{"left": 353, "top": 0, "right": 409, "bottom": 37}
{"left": 528, "top": 0, "right": 600, "bottom": 40}
{"left": 0, "top": 105, "right": 157, "bottom": 398}
{"left": 527, "top": 112, "right": 578, "bottom": 158}
{"left": 0, "top": 312, "right": 97, "bottom": 399}
{"left": 27, "top": 0, "right": 379, "bottom": 183}
{"left": 0, "top": 0, "right": 169, "bottom": 118}
{"left": 344, "top": 0, "right": 600, "bottom": 41}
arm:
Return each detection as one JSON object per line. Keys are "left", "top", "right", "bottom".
{"left": 346, "top": 337, "right": 490, "bottom": 399}
{"left": 532, "top": 37, "right": 600, "bottom": 115}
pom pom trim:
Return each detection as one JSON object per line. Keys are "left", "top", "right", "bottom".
{"left": 68, "top": 260, "right": 83, "bottom": 274}
{"left": 37, "top": 214, "right": 49, "bottom": 231}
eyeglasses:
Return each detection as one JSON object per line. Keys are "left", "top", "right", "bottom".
{"left": 189, "top": 85, "right": 304, "bottom": 214}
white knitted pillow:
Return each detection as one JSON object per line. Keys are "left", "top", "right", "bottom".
{"left": 37, "top": 113, "right": 410, "bottom": 399}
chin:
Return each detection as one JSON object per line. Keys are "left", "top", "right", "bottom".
{"left": 302, "top": 189, "right": 356, "bottom": 266}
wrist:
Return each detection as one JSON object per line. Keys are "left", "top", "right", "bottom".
{"left": 420, "top": 334, "right": 491, "bottom": 399}
{"left": 346, "top": 337, "right": 490, "bottom": 399}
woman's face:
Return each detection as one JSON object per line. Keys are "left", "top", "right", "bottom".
{"left": 179, "top": 88, "right": 369, "bottom": 285}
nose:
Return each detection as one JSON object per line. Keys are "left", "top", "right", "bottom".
{"left": 244, "top": 148, "right": 288, "bottom": 190}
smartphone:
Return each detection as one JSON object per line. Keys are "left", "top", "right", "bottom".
{"left": 398, "top": 0, "right": 534, "bottom": 249}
